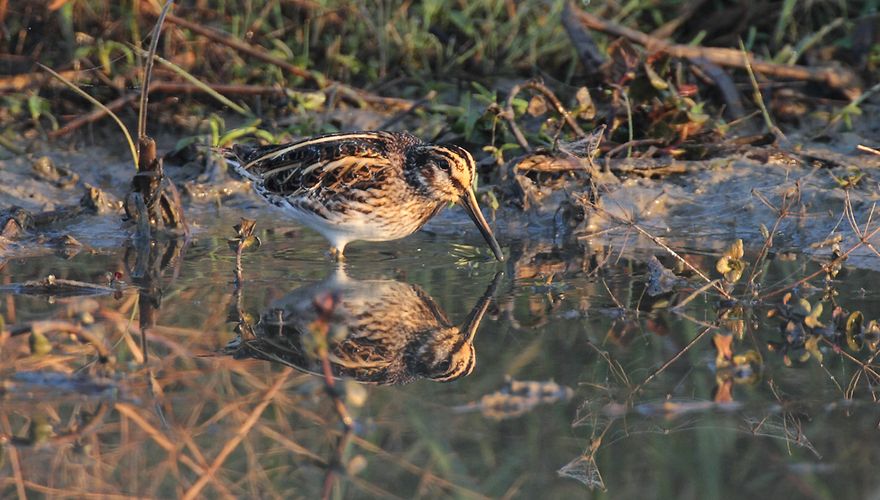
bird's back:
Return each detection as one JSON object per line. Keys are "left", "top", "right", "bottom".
{"left": 228, "top": 131, "right": 423, "bottom": 197}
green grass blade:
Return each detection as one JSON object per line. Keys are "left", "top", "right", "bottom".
{"left": 38, "top": 63, "right": 138, "bottom": 169}
{"left": 130, "top": 44, "right": 252, "bottom": 117}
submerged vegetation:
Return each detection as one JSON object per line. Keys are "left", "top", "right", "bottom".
{"left": 1, "top": 0, "right": 880, "bottom": 498}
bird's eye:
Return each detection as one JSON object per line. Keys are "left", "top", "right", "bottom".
{"left": 436, "top": 359, "right": 451, "bottom": 372}
{"left": 436, "top": 159, "right": 450, "bottom": 170}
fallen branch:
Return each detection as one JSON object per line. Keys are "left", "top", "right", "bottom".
{"left": 569, "top": 4, "right": 860, "bottom": 97}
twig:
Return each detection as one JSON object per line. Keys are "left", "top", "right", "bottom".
{"left": 592, "top": 205, "right": 733, "bottom": 300}
{"left": 763, "top": 219, "right": 880, "bottom": 299}
{"left": 0, "top": 276, "right": 118, "bottom": 296}
{"left": 635, "top": 326, "right": 713, "bottom": 391}
{"left": 857, "top": 144, "right": 880, "bottom": 156}
{"left": 671, "top": 279, "right": 723, "bottom": 311}
{"left": 561, "top": 1, "right": 605, "bottom": 77}
{"left": 501, "top": 92, "right": 531, "bottom": 152}
{"left": 604, "top": 138, "right": 665, "bottom": 159}
{"left": 138, "top": 49, "right": 251, "bottom": 116}
{"left": 820, "top": 79, "right": 880, "bottom": 135}
{"left": 650, "top": 0, "right": 707, "bottom": 39}
{"left": 322, "top": 427, "right": 353, "bottom": 500}
{"left": 521, "top": 81, "right": 587, "bottom": 137}
{"left": 502, "top": 80, "right": 587, "bottom": 153}
{"left": 320, "top": 347, "right": 355, "bottom": 430}
{"left": 824, "top": 339, "right": 880, "bottom": 382}
{"left": 739, "top": 39, "right": 787, "bottom": 145}
{"left": 746, "top": 190, "right": 795, "bottom": 286}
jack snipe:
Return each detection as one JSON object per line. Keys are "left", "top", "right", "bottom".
{"left": 224, "top": 270, "right": 501, "bottom": 385}
{"left": 221, "top": 131, "right": 504, "bottom": 260}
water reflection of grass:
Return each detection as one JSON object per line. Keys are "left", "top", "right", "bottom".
{"left": 2, "top": 223, "right": 880, "bottom": 497}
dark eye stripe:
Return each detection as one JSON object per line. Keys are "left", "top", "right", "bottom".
{"left": 433, "top": 149, "right": 458, "bottom": 165}
{"left": 439, "top": 145, "right": 475, "bottom": 178}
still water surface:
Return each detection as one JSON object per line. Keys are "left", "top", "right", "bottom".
{"left": 2, "top": 204, "right": 880, "bottom": 499}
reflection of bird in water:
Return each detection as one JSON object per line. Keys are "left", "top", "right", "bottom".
{"left": 225, "top": 271, "right": 501, "bottom": 385}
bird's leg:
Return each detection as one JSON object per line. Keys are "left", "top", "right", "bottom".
{"left": 329, "top": 247, "right": 346, "bottom": 262}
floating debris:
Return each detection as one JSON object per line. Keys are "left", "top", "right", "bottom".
{"left": 454, "top": 376, "right": 574, "bottom": 419}
{"left": 0, "top": 274, "right": 120, "bottom": 297}
{"left": 558, "top": 453, "right": 605, "bottom": 491}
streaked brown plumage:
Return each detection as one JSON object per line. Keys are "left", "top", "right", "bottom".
{"left": 221, "top": 131, "right": 504, "bottom": 260}
{"left": 224, "top": 271, "right": 501, "bottom": 385}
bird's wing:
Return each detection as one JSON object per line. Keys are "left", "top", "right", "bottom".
{"left": 230, "top": 131, "right": 419, "bottom": 196}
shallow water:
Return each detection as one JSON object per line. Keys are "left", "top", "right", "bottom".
{"left": 2, "top": 151, "right": 880, "bottom": 499}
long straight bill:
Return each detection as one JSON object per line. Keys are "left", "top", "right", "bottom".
{"left": 460, "top": 190, "right": 504, "bottom": 261}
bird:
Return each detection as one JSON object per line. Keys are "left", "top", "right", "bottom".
{"left": 224, "top": 270, "right": 501, "bottom": 385}
{"left": 220, "top": 131, "right": 504, "bottom": 261}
